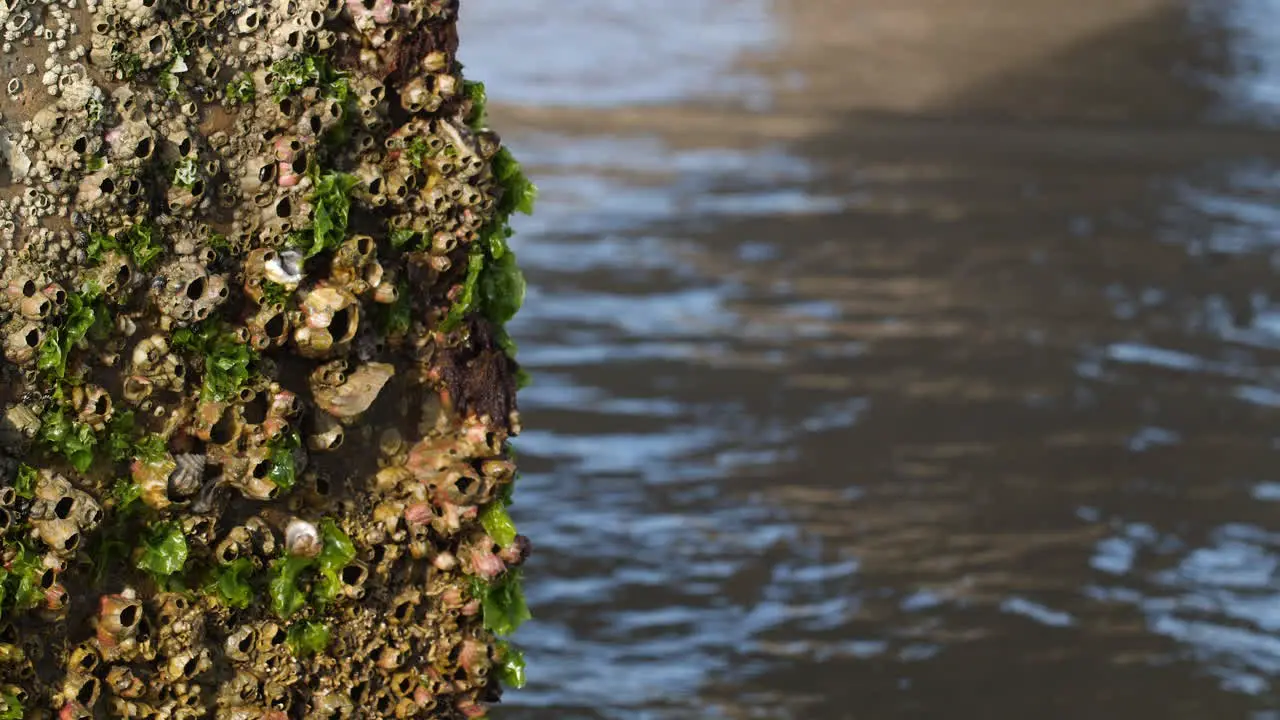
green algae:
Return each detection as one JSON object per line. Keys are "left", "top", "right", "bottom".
{"left": 136, "top": 521, "right": 188, "bottom": 579}
{"left": 268, "top": 519, "right": 356, "bottom": 618}
{"left": 38, "top": 404, "right": 99, "bottom": 473}
{"left": 290, "top": 170, "right": 360, "bottom": 259}
{"left": 86, "top": 223, "right": 164, "bottom": 272}
{"left": 172, "top": 157, "right": 200, "bottom": 189}
{"left": 470, "top": 569, "right": 530, "bottom": 637}
{"left": 0, "top": 542, "right": 45, "bottom": 618}
{"left": 224, "top": 73, "right": 256, "bottom": 105}
{"left": 286, "top": 621, "right": 331, "bottom": 657}
{"left": 494, "top": 639, "right": 526, "bottom": 689}
{"left": 12, "top": 466, "right": 35, "bottom": 500}
{"left": 210, "top": 557, "right": 254, "bottom": 609}
{"left": 269, "top": 54, "right": 349, "bottom": 103}
{"left": 266, "top": 431, "right": 301, "bottom": 492}
{"left": 267, "top": 554, "right": 312, "bottom": 619}
{"left": 38, "top": 288, "right": 110, "bottom": 382}
{"left": 0, "top": 691, "right": 21, "bottom": 720}
{"left": 479, "top": 502, "right": 516, "bottom": 547}
{"left": 172, "top": 321, "right": 257, "bottom": 402}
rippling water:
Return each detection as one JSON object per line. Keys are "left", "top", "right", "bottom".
{"left": 460, "top": 1, "right": 1280, "bottom": 717}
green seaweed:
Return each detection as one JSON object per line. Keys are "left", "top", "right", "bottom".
{"left": 210, "top": 557, "right": 254, "bottom": 609}
{"left": 87, "top": 223, "right": 164, "bottom": 272}
{"left": 388, "top": 228, "right": 417, "bottom": 249}
{"left": 111, "top": 50, "right": 142, "bottom": 79}
{"left": 261, "top": 280, "right": 291, "bottom": 307}
{"left": 479, "top": 502, "right": 517, "bottom": 547}
{"left": 405, "top": 137, "right": 433, "bottom": 169}
{"left": 479, "top": 244, "right": 526, "bottom": 327}
{"left": 463, "top": 80, "right": 488, "bottom": 129}
{"left": 172, "top": 157, "right": 200, "bottom": 189}
{"left": 103, "top": 410, "right": 140, "bottom": 463}
{"left": 493, "top": 148, "right": 537, "bottom": 217}
{"left": 0, "top": 542, "right": 47, "bottom": 620}
{"left": 266, "top": 431, "right": 301, "bottom": 492}
{"left": 38, "top": 288, "right": 110, "bottom": 382}
{"left": 109, "top": 479, "right": 142, "bottom": 512}
{"left": 269, "top": 53, "right": 348, "bottom": 102}
{"left": 224, "top": 73, "right": 256, "bottom": 104}
{"left": 158, "top": 67, "right": 180, "bottom": 98}
{"left": 87, "top": 481, "right": 144, "bottom": 584}
{"left": 286, "top": 621, "right": 331, "bottom": 657}
{"left": 267, "top": 519, "right": 355, "bottom": 617}
{"left": 470, "top": 570, "right": 531, "bottom": 637}
{"left": 313, "top": 518, "right": 355, "bottom": 606}
{"left": 0, "top": 691, "right": 20, "bottom": 720}
{"left": 441, "top": 245, "right": 485, "bottom": 332}
{"left": 494, "top": 640, "right": 526, "bottom": 689}
{"left": 134, "top": 433, "right": 169, "bottom": 464}
{"left": 267, "top": 554, "right": 311, "bottom": 618}
{"left": 383, "top": 280, "right": 412, "bottom": 336}
{"left": 172, "top": 321, "right": 257, "bottom": 402}
{"left": 38, "top": 404, "right": 98, "bottom": 473}
{"left": 12, "top": 465, "right": 35, "bottom": 500}
{"left": 136, "top": 521, "right": 188, "bottom": 579}
{"left": 440, "top": 145, "right": 533, "bottom": 337}
{"left": 290, "top": 170, "right": 360, "bottom": 259}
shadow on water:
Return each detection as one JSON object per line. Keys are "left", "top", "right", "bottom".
{"left": 463, "top": 1, "right": 1280, "bottom": 718}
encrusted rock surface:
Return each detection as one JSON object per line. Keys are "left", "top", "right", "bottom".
{"left": 0, "top": 0, "right": 534, "bottom": 715}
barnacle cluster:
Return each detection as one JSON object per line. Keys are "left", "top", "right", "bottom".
{"left": 0, "top": 0, "right": 534, "bottom": 716}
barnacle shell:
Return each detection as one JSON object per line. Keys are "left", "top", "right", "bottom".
{"left": 311, "top": 362, "right": 395, "bottom": 421}
{"left": 284, "top": 518, "right": 321, "bottom": 558}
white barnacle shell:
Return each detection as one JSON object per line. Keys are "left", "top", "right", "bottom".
{"left": 56, "top": 70, "right": 97, "bottom": 110}
{"left": 284, "top": 518, "right": 320, "bottom": 558}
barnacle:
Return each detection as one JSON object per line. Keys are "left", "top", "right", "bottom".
{"left": 0, "top": 0, "right": 533, "bottom": 715}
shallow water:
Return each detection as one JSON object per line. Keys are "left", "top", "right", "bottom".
{"left": 460, "top": 1, "right": 1280, "bottom": 717}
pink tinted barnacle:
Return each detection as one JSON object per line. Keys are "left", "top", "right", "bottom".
{"left": 462, "top": 543, "right": 505, "bottom": 580}
{"left": 191, "top": 399, "right": 235, "bottom": 444}
{"left": 498, "top": 535, "right": 533, "bottom": 567}
{"left": 262, "top": 387, "right": 301, "bottom": 439}
{"left": 57, "top": 699, "right": 93, "bottom": 719}
{"left": 97, "top": 593, "right": 143, "bottom": 645}
{"left": 44, "top": 582, "right": 69, "bottom": 612}
{"left": 455, "top": 696, "right": 488, "bottom": 719}
{"left": 4, "top": 275, "right": 39, "bottom": 305}
{"left": 310, "top": 362, "right": 395, "bottom": 421}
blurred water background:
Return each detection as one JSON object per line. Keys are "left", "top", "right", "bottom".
{"left": 458, "top": 1, "right": 1280, "bottom": 717}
